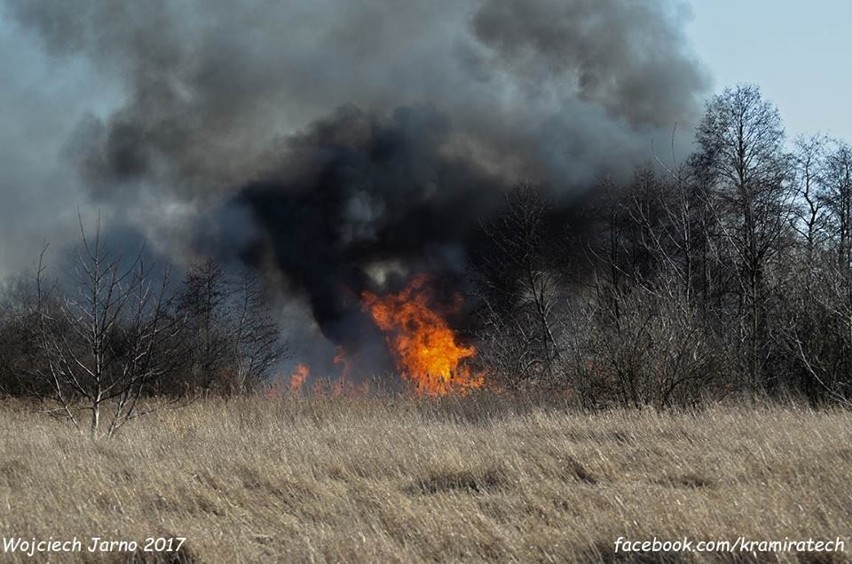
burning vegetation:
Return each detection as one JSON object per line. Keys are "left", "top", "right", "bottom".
{"left": 362, "top": 276, "right": 484, "bottom": 396}
{"left": 286, "top": 348, "right": 369, "bottom": 397}
{"left": 3, "top": 0, "right": 851, "bottom": 412}
{"left": 289, "top": 364, "right": 310, "bottom": 394}
{"left": 279, "top": 276, "right": 485, "bottom": 397}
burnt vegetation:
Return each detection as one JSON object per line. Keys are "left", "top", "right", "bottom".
{"left": 0, "top": 84, "right": 851, "bottom": 432}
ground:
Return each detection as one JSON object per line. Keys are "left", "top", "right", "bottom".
{"left": 0, "top": 396, "right": 849, "bottom": 563}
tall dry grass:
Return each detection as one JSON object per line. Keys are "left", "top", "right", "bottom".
{"left": 0, "top": 395, "right": 849, "bottom": 562}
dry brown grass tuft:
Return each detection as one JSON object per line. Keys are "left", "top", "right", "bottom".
{"left": 0, "top": 397, "right": 849, "bottom": 562}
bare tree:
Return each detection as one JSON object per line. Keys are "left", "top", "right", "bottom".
{"left": 791, "top": 135, "right": 828, "bottom": 257}
{"left": 0, "top": 275, "right": 50, "bottom": 397}
{"left": 175, "top": 258, "right": 232, "bottom": 392}
{"left": 470, "top": 185, "right": 569, "bottom": 390}
{"left": 577, "top": 270, "right": 721, "bottom": 409}
{"left": 782, "top": 140, "right": 852, "bottom": 405}
{"left": 574, "top": 168, "right": 723, "bottom": 408}
{"left": 31, "top": 219, "right": 184, "bottom": 437}
{"left": 821, "top": 141, "right": 852, "bottom": 269}
{"left": 176, "top": 258, "right": 286, "bottom": 395}
{"left": 228, "top": 266, "right": 287, "bottom": 394}
{"left": 693, "top": 84, "right": 794, "bottom": 395}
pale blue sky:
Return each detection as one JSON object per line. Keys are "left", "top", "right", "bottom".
{"left": 686, "top": 0, "right": 851, "bottom": 141}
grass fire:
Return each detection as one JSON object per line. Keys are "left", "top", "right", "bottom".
{"left": 361, "top": 275, "right": 484, "bottom": 396}
{"left": 0, "top": 0, "right": 850, "bottom": 561}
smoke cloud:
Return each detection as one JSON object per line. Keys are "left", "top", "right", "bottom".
{"left": 0, "top": 0, "right": 708, "bottom": 365}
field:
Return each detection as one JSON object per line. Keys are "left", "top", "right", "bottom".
{"left": 0, "top": 396, "right": 849, "bottom": 563}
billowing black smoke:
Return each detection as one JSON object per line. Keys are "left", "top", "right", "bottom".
{"left": 1, "top": 0, "right": 709, "bottom": 367}
{"left": 227, "top": 105, "right": 509, "bottom": 348}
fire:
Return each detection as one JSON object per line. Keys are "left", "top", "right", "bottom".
{"left": 289, "top": 363, "right": 309, "bottom": 394}
{"left": 309, "top": 346, "right": 368, "bottom": 396}
{"left": 288, "top": 351, "right": 369, "bottom": 397}
{"left": 333, "top": 346, "right": 352, "bottom": 381}
{"left": 361, "top": 275, "right": 484, "bottom": 396}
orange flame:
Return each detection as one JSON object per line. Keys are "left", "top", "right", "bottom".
{"left": 289, "top": 363, "right": 309, "bottom": 394}
{"left": 333, "top": 346, "right": 352, "bottom": 381}
{"left": 308, "top": 346, "right": 366, "bottom": 397}
{"left": 362, "top": 275, "right": 484, "bottom": 396}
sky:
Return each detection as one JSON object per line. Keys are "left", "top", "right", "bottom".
{"left": 686, "top": 0, "right": 852, "bottom": 141}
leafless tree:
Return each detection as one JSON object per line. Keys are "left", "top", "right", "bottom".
{"left": 821, "top": 141, "right": 852, "bottom": 268}
{"left": 175, "top": 258, "right": 232, "bottom": 392}
{"left": 471, "top": 185, "right": 569, "bottom": 390}
{"left": 0, "top": 276, "right": 41, "bottom": 396}
{"left": 228, "top": 266, "right": 287, "bottom": 394}
{"left": 176, "top": 258, "right": 286, "bottom": 395}
{"left": 692, "top": 84, "right": 794, "bottom": 395}
{"left": 791, "top": 135, "right": 828, "bottom": 257}
{"left": 31, "top": 219, "right": 184, "bottom": 437}
{"left": 781, "top": 140, "right": 852, "bottom": 405}
{"left": 574, "top": 168, "right": 723, "bottom": 408}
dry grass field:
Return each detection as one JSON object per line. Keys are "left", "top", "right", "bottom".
{"left": 0, "top": 396, "right": 849, "bottom": 563}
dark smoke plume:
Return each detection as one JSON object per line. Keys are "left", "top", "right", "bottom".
{"left": 1, "top": 0, "right": 708, "bottom": 365}
{"left": 229, "top": 104, "right": 509, "bottom": 347}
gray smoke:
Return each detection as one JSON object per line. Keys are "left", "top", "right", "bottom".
{"left": 0, "top": 0, "right": 709, "bottom": 365}
{"left": 473, "top": 0, "right": 704, "bottom": 127}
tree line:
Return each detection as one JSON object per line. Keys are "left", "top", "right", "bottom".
{"left": 469, "top": 84, "right": 852, "bottom": 409}
{"left": 0, "top": 223, "right": 284, "bottom": 437}
{"left": 0, "top": 84, "right": 849, "bottom": 435}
